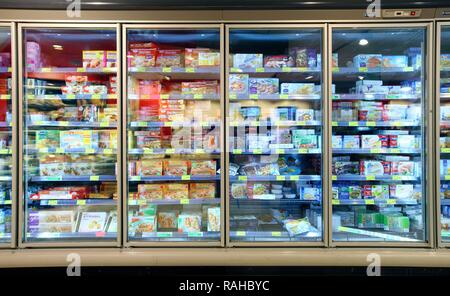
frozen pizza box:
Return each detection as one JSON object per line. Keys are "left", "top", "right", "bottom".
{"left": 77, "top": 212, "right": 108, "bottom": 233}
{"left": 232, "top": 54, "right": 263, "bottom": 69}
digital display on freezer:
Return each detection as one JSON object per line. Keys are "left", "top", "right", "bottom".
{"left": 228, "top": 29, "right": 324, "bottom": 242}
{"left": 22, "top": 28, "right": 119, "bottom": 243}
{"left": 331, "top": 28, "right": 427, "bottom": 243}
{"left": 440, "top": 26, "right": 450, "bottom": 243}
{"left": 0, "top": 27, "right": 12, "bottom": 245}
{"left": 125, "top": 29, "right": 222, "bottom": 242}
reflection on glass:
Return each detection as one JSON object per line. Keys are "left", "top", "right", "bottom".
{"left": 440, "top": 26, "right": 450, "bottom": 242}
{"left": 23, "top": 28, "right": 118, "bottom": 243}
{"left": 126, "top": 29, "right": 222, "bottom": 242}
{"left": 228, "top": 29, "right": 324, "bottom": 242}
{"left": 0, "top": 27, "right": 11, "bottom": 244}
{"left": 331, "top": 28, "right": 427, "bottom": 242}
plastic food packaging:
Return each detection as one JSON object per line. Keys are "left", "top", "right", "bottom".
{"left": 158, "top": 211, "right": 178, "bottom": 229}
{"left": 207, "top": 207, "right": 220, "bottom": 232}
{"left": 280, "top": 83, "right": 315, "bottom": 95}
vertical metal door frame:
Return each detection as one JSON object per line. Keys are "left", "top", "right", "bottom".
{"left": 225, "top": 23, "right": 327, "bottom": 247}
{"left": 436, "top": 21, "right": 450, "bottom": 248}
{"left": 0, "top": 22, "right": 16, "bottom": 249}
{"left": 122, "top": 23, "right": 224, "bottom": 247}
{"left": 329, "top": 22, "right": 433, "bottom": 248}
{"left": 17, "top": 23, "right": 121, "bottom": 248}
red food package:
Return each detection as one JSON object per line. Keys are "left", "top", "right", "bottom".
{"left": 156, "top": 49, "right": 183, "bottom": 67}
{"left": 363, "top": 185, "right": 373, "bottom": 199}
{"left": 161, "top": 82, "right": 182, "bottom": 95}
{"left": 139, "top": 80, "right": 161, "bottom": 96}
{"left": 389, "top": 135, "right": 398, "bottom": 148}
{"left": 379, "top": 135, "right": 389, "bottom": 148}
{"left": 128, "top": 42, "right": 158, "bottom": 67}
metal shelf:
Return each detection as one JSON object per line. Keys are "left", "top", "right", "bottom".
{"left": 229, "top": 67, "right": 321, "bottom": 74}
{"left": 30, "top": 175, "right": 116, "bottom": 182}
{"left": 128, "top": 148, "right": 220, "bottom": 155}
{"left": 0, "top": 200, "right": 12, "bottom": 206}
{"left": 332, "top": 93, "right": 420, "bottom": 101}
{"left": 26, "top": 232, "right": 117, "bottom": 239}
{"left": 129, "top": 121, "right": 221, "bottom": 128}
{"left": 229, "top": 120, "right": 321, "bottom": 127}
{"left": 231, "top": 148, "right": 321, "bottom": 155}
{"left": 128, "top": 198, "right": 220, "bottom": 206}
{"left": 26, "top": 94, "right": 117, "bottom": 100}
{"left": 332, "top": 199, "right": 418, "bottom": 206}
{"left": 28, "top": 67, "right": 116, "bottom": 74}
{"left": 129, "top": 175, "right": 220, "bottom": 182}
{"left": 332, "top": 121, "right": 419, "bottom": 127}
{"left": 333, "top": 148, "right": 420, "bottom": 154}
{"left": 128, "top": 93, "right": 220, "bottom": 101}
{"left": 333, "top": 175, "right": 418, "bottom": 181}
{"left": 229, "top": 93, "right": 321, "bottom": 101}
{"left": 230, "top": 175, "right": 321, "bottom": 182}
{"left": 130, "top": 231, "right": 220, "bottom": 239}
{"left": 27, "top": 121, "right": 117, "bottom": 128}
{"left": 28, "top": 148, "right": 116, "bottom": 154}
{"left": 29, "top": 199, "right": 116, "bottom": 206}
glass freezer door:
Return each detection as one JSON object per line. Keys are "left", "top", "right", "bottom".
{"left": 331, "top": 27, "right": 427, "bottom": 243}
{"left": 0, "top": 27, "right": 12, "bottom": 245}
{"left": 126, "top": 28, "right": 222, "bottom": 243}
{"left": 439, "top": 25, "right": 450, "bottom": 243}
{"left": 228, "top": 28, "right": 324, "bottom": 243}
{"left": 22, "top": 27, "right": 119, "bottom": 244}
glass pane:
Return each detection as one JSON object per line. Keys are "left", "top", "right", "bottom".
{"left": 331, "top": 28, "right": 427, "bottom": 242}
{"left": 0, "top": 27, "right": 11, "bottom": 244}
{"left": 126, "top": 29, "right": 222, "bottom": 242}
{"left": 22, "top": 28, "right": 118, "bottom": 243}
{"left": 440, "top": 25, "right": 450, "bottom": 242}
{"left": 228, "top": 29, "right": 324, "bottom": 242}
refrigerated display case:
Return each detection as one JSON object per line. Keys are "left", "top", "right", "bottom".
{"left": 226, "top": 26, "right": 326, "bottom": 245}
{"left": 124, "top": 25, "right": 223, "bottom": 245}
{"left": 19, "top": 25, "right": 120, "bottom": 246}
{"left": 330, "top": 24, "right": 431, "bottom": 245}
{"left": 438, "top": 22, "right": 450, "bottom": 246}
{"left": 0, "top": 24, "right": 14, "bottom": 248}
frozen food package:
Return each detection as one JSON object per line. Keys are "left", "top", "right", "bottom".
{"left": 295, "top": 109, "right": 315, "bottom": 121}
{"left": 77, "top": 212, "right": 107, "bottom": 233}
{"left": 198, "top": 52, "right": 220, "bottom": 67}
{"left": 178, "top": 212, "right": 202, "bottom": 232}
{"left": 231, "top": 183, "right": 247, "bottom": 199}
{"left": 163, "top": 160, "right": 189, "bottom": 176}
{"left": 106, "top": 51, "right": 116, "bottom": 68}
{"left": 333, "top": 161, "right": 359, "bottom": 175}
{"left": 290, "top": 48, "right": 316, "bottom": 67}
{"left": 349, "top": 186, "right": 362, "bottom": 199}
{"left": 343, "top": 135, "right": 360, "bottom": 149}
{"left": 207, "top": 207, "right": 220, "bottom": 232}
{"left": 300, "top": 186, "right": 321, "bottom": 200}
{"left": 36, "top": 130, "right": 60, "bottom": 149}
{"left": 229, "top": 74, "right": 249, "bottom": 96}
{"left": 163, "top": 183, "right": 189, "bottom": 200}
{"left": 332, "top": 135, "right": 343, "bottom": 149}
{"left": 137, "top": 159, "right": 163, "bottom": 176}
{"left": 185, "top": 48, "right": 218, "bottom": 67}
{"left": 391, "top": 161, "right": 415, "bottom": 176}
{"left": 128, "top": 42, "right": 157, "bottom": 67}
{"left": 190, "top": 183, "right": 216, "bottom": 199}
{"left": 353, "top": 54, "right": 382, "bottom": 68}
{"left": 361, "top": 135, "right": 389, "bottom": 149}
{"left": 82, "top": 50, "right": 106, "bottom": 68}
{"left": 158, "top": 211, "right": 178, "bottom": 229}
{"left": 138, "top": 184, "right": 164, "bottom": 200}
{"left": 389, "top": 184, "right": 414, "bottom": 199}
{"left": 232, "top": 54, "right": 263, "bottom": 68}
{"left": 249, "top": 78, "right": 279, "bottom": 94}
{"left": 283, "top": 218, "right": 312, "bottom": 236}
{"left": 263, "top": 55, "right": 295, "bottom": 68}
{"left": 129, "top": 216, "right": 156, "bottom": 233}
{"left": 442, "top": 54, "right": 450, "bottom": 67}
{"left": 190, "top": 160, "right": 216, "bottom": 176}
{"left": 280, "top": 83, "right": 315, "bottom": 96}
{"left": 156, "top": 49, "right": 183, "bottom": 67}
{"left": 59, "top": 130, "right": 98, "bottom": 150}
{"left": 382, "top": 55, "right": 408, "bottom": 68}
{"left": 360, "top": 161, "right": 388, "bottom": 176}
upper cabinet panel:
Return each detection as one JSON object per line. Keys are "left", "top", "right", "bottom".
{"left": 21, "top": 26, "right": 120, "bottom": 245}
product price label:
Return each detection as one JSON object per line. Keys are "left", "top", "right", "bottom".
{"left": 55, "top": 148, "right": 64, "bottom": 154}
{"left": 160, "top": 94, "right": 170, "bottom": 99}
{"left": 387, "top": 199, "right": 396, "bottom": 205}
{"left": 0, "top": 149, "right": 8, "bottom": 154}
{"left": 103, "top": 149, "right": 113, "bottom": 154}
{"left": 90, "top": 176, "right": 100, "bottom": 181}
{"left": 289, "top": 176, "right": 299, "bottom": 181}
{"left": 157, "top": 232, "right": 173, "bottom": 238}
{"left": 298, "top": 148, "right": 308, "bottom": 154}
{"left": 366, "top": 121, "right": 376, "bottom": 127}
{"left": 162, "top": 67, "right": 172, "bottom": 72}
{"left": 238, "top": 176, "right": 247, "bottom": 181}
{"left": 249, "top": 94, "right": 258, "bottom": 99}
{"left": 392, "top": 175, "right": 403, "bottom": 180}
{"left": 188, "top": 232, "right": 203, "bottom": 237}
{"left": 358, "top": 67, "right": 368, "bottom": 72}
{"left": 332, "top": 67, "right": 339, "bottom": 72}
{"left": 349, "top": 121, "right": 359, "bottom": 127}
{"left": 445, "top": 175, "right": 450, "bottom": 181}
{"left": 366, "top": 175, "right": 376, "bottom": 180}
{"left": 279, "top": 94, "right": 289, "bottom": 99}
{"left": 180, "top": 199, "right": 189, "bottom": 205}
{"left": 276, "top": 176, "right": 286, "bottom": 181}
{"left": 297, "top": 121, "right": 306, "bottom": 126}
{"left": 230, "top": 67, "right": 240, "bottom": 73}
{"left": 332, "top": 200, "right": 340, "bottom": 205}
{"left": 48, "top": 200, "right": 58, "bottom": 206}
{"left": 59, "top": 121, "right": 69, "bottom": 127}
{"left": 253, "top": 149, "right": 262, "bottom": 154}
{"left": 332, "top": 121, "right": 338, "bottom": 126}
{"left": 76, "top": 200, "right": 87, "bottom": 205}
{"left": 443, "top": 148, "right": 450, "bottom": 153}
{"left": 229, "top": 94, "right": 237, "bottom": 99}
{"left": 138, "top": 200, "right": 146, "bottom": 205}
{"left": 271, "top": 231, "right": 281, "bottom": 237}
{"left": 233, "top": 149, "right": 242, "bottom": 154}
{"left": 255, "top": 67, "right": 265, "bottom": 72}
{"left": 276, "top": 149, "right": 285, "bottom": 154}
{"left": 236, "top": 231, "right": 246, "bottom": 237}
{"left": 137, "top": 122, "right": 147, "bottom": 127}
{"left": 100, "top": 121, "right": 110, "bottom": 127}
{"left": 44, "top": 176, "right": 62, "bottom": 181}
{"left": 332, "top": 175, "right": 337, "bottom": 181}
{"left": 195, "top": 149, "right": 204, "bottom": 154}
{"left": 391, "top": 148, "right": 401, "bottom": 153}
{"left": 370, "top": 148, "right": 381, "bottom": 154}
{"left": 85, "top": 148, "right": 95, "bottom": 154}
{"left": 365, "top": 199, "right": 375, "bottom": 205}
{"left": 282, "top": 67, "right": 292, "bottom": 72}
{"left": 193, "top": 94, "right": 203, "bottom": 99}
{"left": 164, "top": 122, "right": 173, "bottom": 127}
{"left": 181, "top": 175, "right": 191, "bottom": 181}
{"left": 185, "top": 67, "right": 195, "bottom": 73}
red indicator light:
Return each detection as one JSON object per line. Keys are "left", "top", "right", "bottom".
{"left": 411, "top": 11, "right": 416, "bottom": 16}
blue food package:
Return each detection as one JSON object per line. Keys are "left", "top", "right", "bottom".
{"left": 233, "top": 53, "right": 263, "bottom": 68}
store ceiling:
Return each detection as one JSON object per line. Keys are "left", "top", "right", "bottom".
{"left": 0, "top": 0, "right": 449, "bottom": 10}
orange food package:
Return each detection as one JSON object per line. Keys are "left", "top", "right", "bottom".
{"left": 190, "top": 160, "right": 216, "bottom": 176}
{"left": 138, "top": 184, "right": 164, "bottom": 200}
{"left": 189, "top": 183, "right": 216, "bottom": 199}
{"left": 156, "top": 49, "right": 183, "bottom": 67}
{"left": 163, "top": 160, "right": 189, "bottom": 176}
{"left": 137, "top": 159, "right": 163, "bottom": 176}
{"left": 163, "top": 183, "right": 189, "bottom": 200}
